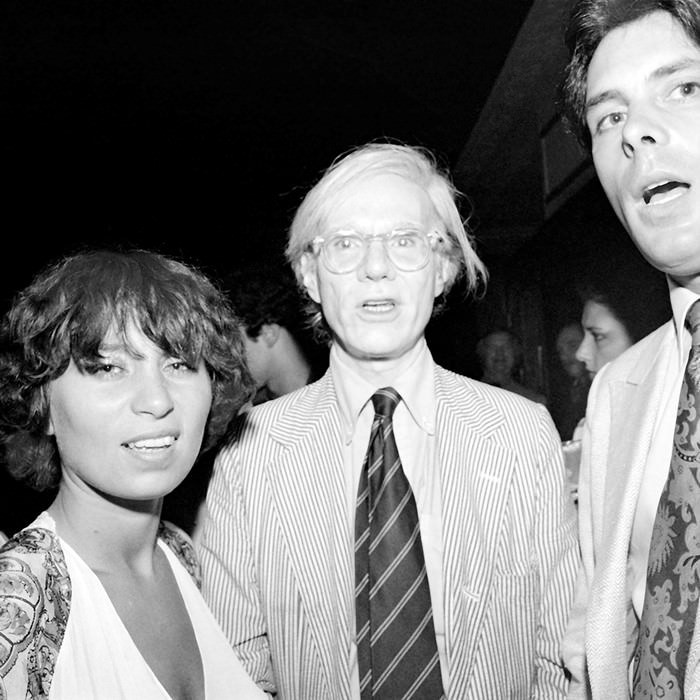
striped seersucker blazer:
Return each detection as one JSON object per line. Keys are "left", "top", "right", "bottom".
{"left": 199, "top": 366, "right": 579, "bottom": 699}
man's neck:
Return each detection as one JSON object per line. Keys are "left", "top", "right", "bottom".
{"left": 331, "top": 338, "right": 427, "bottom": 386}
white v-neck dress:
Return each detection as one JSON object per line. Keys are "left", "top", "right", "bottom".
{"left": 36, "top": 512, "right": 267, "bottom": 700}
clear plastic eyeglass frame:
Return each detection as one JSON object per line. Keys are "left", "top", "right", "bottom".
{"left": 311, "top": 228, "right": 443, "bottom": 274}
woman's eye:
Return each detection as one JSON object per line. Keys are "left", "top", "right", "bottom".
{"left": 83, "top": 362, "right": 119, "bottom": 375}
{"left": 168, "top": 359, "right": 196, "bottom": 372}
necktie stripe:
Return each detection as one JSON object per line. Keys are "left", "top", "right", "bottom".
{"left": 371, "top": 566, "right": 429, "bottom": 639}
{"left": 399, "top": 654, "right": 442, "bottom": 700}
{"left": 370, "top": 527, "right": 422, "bottom": 589}
{"left": 370, "top": 491, "right": 416, "bottom": 548}
{"left": 354, "top": 387, "right": 444, "bottom": 699}
{"left": 372, "top": 609, "right": 436, "bottom": 687}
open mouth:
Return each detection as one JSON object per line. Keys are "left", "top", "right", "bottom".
{"left": 362, "top": 300, "right": 395, "bottom": 312}
{"left": 642, "top": 181, "right": 690, "bottom": 205}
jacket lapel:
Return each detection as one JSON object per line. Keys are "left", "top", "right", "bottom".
{"left": 587, "top": 325, "right": 674, "bottom": 697}
{"left": 265, "top": 375, "right": 353, "bottom": 697}
{"left": 435, "top": 369, "right": 512, "bottom": 694}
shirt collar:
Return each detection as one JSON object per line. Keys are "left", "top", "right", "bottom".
{"left": 330, "top": 338, "right": 437, "bottom": 445}
{"left": 669, "top": 276, "right": 700, "bottom": 366}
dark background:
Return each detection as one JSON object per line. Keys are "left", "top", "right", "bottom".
{"left": 3, "top": 0, "right": 534, "bottom": 301}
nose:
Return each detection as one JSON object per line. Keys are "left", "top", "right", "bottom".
{"left": 359, "top": 236, "right": 395, "bottom": 280}
{"left": 621, "top": 104, "right": 667, "bottom": 158}
{"left": 132, "top": 368, "right": 175, "bottom": 418}
{"left": 575, "top": 337, "right": 593, "bottom": 371}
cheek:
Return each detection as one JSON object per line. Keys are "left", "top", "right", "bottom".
{"left": 192, "top": 379, "right": 213, "bottom": 419}
{"left": 592, "top": 149, "right": 620, "bottom": 196}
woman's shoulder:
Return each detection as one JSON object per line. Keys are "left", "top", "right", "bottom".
{"left": 0, "top": 525, "right": 71, "bottom": 700}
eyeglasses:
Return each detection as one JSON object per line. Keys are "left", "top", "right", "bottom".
{"left": 311, "top": 228, "right": 443, "bottom": 274}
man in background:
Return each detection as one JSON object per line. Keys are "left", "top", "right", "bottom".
{"left": 224, "top": 262, "right": 327, "bottom": 405}
{"left": 476, "top": 328, "right": 548, "bottom": 405}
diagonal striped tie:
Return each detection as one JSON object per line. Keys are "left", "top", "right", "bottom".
{"left": 355, "top": 387, "right": 444, "bottom": 700}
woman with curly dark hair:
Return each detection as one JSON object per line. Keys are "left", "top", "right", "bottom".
{"left": 0, "top": 249, "right": 266, "bottom": 700}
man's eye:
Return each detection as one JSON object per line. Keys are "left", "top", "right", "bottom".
{"left": 672, "top": 81, "right": 700, "bottom": 99}
{"left": 596, "top": 111, "right": 625, "bottom": 133}
{"left": 330, "top": 236, "right": 362, "bottom": 251}
{"left": 390, "top": 233, "right": 420, "bottom": 248}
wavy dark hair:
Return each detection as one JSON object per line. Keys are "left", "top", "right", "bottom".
{"left": 560, "top": 0, "right": 700, "bottom": 149}
{"left": 0, "top": 248, "right": 255, "bottom": 491}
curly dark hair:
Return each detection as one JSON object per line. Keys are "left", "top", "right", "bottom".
{"left": 0, "top": 248, "right": 255, "bottom": 491}
{"left": 560, "top": 0, "right": 700, "bottom": 149}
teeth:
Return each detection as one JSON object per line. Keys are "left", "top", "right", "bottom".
{"left": 364, "top": 302, "right": 394, "bottom": 312}
{"left": 126, "top": 436, "right": 176, "bottom": 449}
{"left": 643, "top": 181, "right": 689, "bottom": 204}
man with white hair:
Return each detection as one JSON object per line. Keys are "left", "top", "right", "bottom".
{"left": 199, "top": 142, "right": 578, "bottom": 698}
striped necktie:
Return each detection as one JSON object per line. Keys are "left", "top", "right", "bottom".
{"left": 354, "top": 387, "right": 444, "bottom": 700}
{"left": 634, "top": 300, "right": 700, "bottom": 698}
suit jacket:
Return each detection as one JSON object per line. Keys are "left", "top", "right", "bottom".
{"left": 563, "top": 321, "right": 700, "bottom": 699}
{"left": 199, "top": 365, "right": 578, "bottom": 699}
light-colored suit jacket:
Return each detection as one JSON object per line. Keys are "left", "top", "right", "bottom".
{"left": 199, "top": 366, "right": 578, "bottom": 699}
{"left": 563, "top": 320, "right": 700, "bottom": 699}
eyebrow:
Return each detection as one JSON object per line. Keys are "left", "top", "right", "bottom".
{"left": 586, "top": 58, "right": 700, "bottom": 113}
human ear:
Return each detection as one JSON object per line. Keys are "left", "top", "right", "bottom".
{"left": 300, "top": 252, "right": 321, "bottom": 303}
{"left": 433, "top": 254, "right": 453, "bottom": 298}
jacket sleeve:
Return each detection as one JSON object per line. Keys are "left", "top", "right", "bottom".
{"left": 532, "top": 404, "right": 581, "bottom": 699}
{"left": 560, "top": 372, "right": 606, "bottom": 700}
{"left": 197, "top": 437, "right": 276, "bottom": 696}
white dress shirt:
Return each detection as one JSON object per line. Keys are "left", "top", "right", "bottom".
{"left": 330, "top": 338, "right": 447, "bottom": 697}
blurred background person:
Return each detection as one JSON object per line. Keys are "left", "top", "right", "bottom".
{"left": 476, "top": 328, "right": 547, "bottom": 405}
{"left": 0, "top": 248, "right": 265, "bottom": 699}
{"left": 563, "top": 260, "right": 672, "bottom": 505}
{"left": 575, "top": 264, "right": 672, "bottom": 380}
{"left": 549, "top": 322, "right": 590, "bottom": 441}
{"left": 223, "top": 261, "right": 328, "bottom": 406}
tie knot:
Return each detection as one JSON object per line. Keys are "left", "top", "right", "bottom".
{"left": 371, "top": 387, "right": 401, "bottom": 418}
{"left": 687, "top": 301, "right": 700, "bottom": 344}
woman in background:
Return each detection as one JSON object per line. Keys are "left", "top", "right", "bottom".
{"left": 564, "top": 258, "right": 672, "bottom": 503}
{"left": 575, "top": 266, "right": 671, "bottom": 378}
{"left": 0, "top": 249, "right": 267, "bottom": 699}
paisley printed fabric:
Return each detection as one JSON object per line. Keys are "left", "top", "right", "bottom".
{"left": 0, "top": 519, "right": 199, "bottom": 700}
{"left": 158, "top": 521, "right": 202, "bottom": 589}
{"left": 0, "top": 528, "right": 71, "bottom": 700}
{"left": 634, "top": 301, "right": 700, "bottom": 698}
